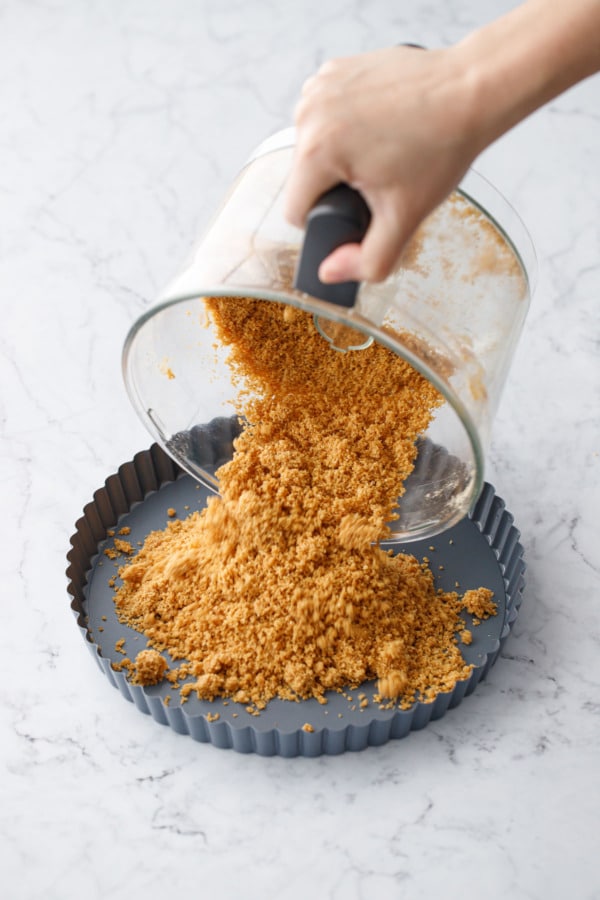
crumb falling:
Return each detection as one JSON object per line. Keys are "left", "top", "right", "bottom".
{"left": 114, "top": 298, "right": 494, "bottom": 707}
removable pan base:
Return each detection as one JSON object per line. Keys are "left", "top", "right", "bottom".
{"left": 67, "top": 443, "right": 526, "bottom": 757}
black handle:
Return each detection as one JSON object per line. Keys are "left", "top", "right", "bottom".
{"left": 293, "top": 183, "right": 371, "bottom": 308}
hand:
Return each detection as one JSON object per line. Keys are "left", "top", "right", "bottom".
{"left": 285, "top": 1, "right": 600, "bottom": 285}
{"left": 285, "top": 45, "right": 481, "bottom": 284}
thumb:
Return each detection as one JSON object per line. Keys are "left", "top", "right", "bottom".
{"left": 318, "top": 242, "right": 362, "bottom": 283}
{"left": 318, "top": 193, "right": 416, "bottom": 285}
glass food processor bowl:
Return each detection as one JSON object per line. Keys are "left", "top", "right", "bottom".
{"left": 122, "top": 128, "right": 536, "bottom": 542}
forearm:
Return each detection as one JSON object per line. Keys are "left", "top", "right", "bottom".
{"left": 285, "top": 0, "right": 600, "bottom": 283}
{"left": 455, "top": 0, "right": 600, "bottom": 150}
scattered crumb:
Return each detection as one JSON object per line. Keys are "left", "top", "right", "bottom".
{"left": 112, "top": 297, "right": 495, "bottom": 711}
{"left": 463, "top": 587, "right": 497, "bottom": 619}
{"left": 160, "top": 358, "right": 176, "bottom": 380}
{"left": 114, "top": 538, "right": 133, "bottom": 555}
{"left": 115, "top": 638, "right": 126, "bottom": 655}
{"left": 206, "top": 712, "right": 220, "bottom": 723}
{"left": 302, "top": 723, "right": 314, "bottom": 733}
{"left": 131, "top": 649, "right": 168, "bottom": 686}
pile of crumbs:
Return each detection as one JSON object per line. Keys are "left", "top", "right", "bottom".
{"left": 112, "top": 648, "right": 172, "bottom": 686}
{"left": 112, "top": 297, "right": 495, "bottom": 710}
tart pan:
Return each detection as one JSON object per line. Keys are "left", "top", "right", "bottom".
{"left": 67, "top": 440, "right": 525, "bottom": 757}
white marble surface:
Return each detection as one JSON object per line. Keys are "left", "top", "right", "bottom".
{"left": 1, "top": 1, "right": 599, "bottom": 898}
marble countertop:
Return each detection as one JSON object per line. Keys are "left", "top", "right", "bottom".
{"left": 1, "top": 1, "right": 599, "bottom": 898}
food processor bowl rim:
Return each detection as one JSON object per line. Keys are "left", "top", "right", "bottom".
{"left": 121, "top": 285, "right": 486, "bottom": 530}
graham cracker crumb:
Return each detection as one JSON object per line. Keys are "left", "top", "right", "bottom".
{"left": 463, "top": 588, "right": 497, "bottom": 619}
{"left": 114, "top": 539, "right": 133, "bottom": 555}
{"left": 113, "top": 297, "right": 494, "bottom": 709}
{"left": 132, "top": 649, "right": 168, "bottom": 686}
{"left": 302, "top": 723, "right": 314, "bottom": 733}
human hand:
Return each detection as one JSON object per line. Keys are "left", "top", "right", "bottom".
{"left": 285, "top": 1, "right": 600, "bottom": 285}
{"left": 285, "top": 45, "right": 482, "bottom": 284}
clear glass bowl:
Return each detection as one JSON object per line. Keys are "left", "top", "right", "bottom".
{"left": 123, "top": 128, "right": 536, "bottom": 541}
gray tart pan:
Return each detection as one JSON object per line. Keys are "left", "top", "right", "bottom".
{"left": 67, "top": 439, "right": 525, "bottom": 757}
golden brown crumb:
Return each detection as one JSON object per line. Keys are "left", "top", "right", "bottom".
{"left": 160, "top": 358, "right": 176, "bottom": 380}
{"left": 114, "top": 538, "right": 133, "bottom": 555}
{"left": 115, "top": 638, "right": 126, "bottom": 655}
{"left": 113, "top": 298, "right": 494, "bottom": 708}
{"left": 460, "top": 629, "right": 473, "bottom": 645}
{"left": 131, "top": 649, "right": 168, "bottom": 686}
{"left": 206, "top": 712, "right": 220, "bottom": 723}
{"left": 463, "top": 588, "right": 497, "bottom": 620}
{"left": 111, "top": 657, "right": 132, "bottom": 675}
{"left": 118, "top": 526, "right": 131, "bottom": 536}
{"left": 302, "top": 723, "right": 314, "bottom": 733}
{"left": 167, "top": 508, "right": 176, "bottom": 518}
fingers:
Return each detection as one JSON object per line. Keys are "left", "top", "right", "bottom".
{"left": 284, "top": 144, "right": 338, "bottom": 230}
{"left": 285, "top": 117, "right": 347, "bottom": 229}
{"left": 285, "top": 65, "right": 347, "bottom": 228}
{"left": 358, "top": 197, "right": 413, "bottom": 282}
